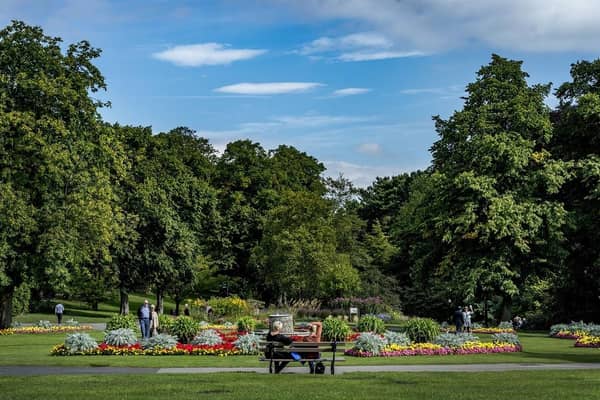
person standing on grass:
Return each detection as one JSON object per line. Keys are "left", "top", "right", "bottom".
{"left": 463, "top": 305, "right": 473, "bottom": 333}
{"left": 54, "top": 303, "right": 64, "bottom": 325}
{"left": 453, "top": 306, "right": 464, "bottom": 334}
{"left": 137, "top": 299, "right": 151, "bottom": 339}
{"left": 150, "top": 304, "right": 159, "bottom": 336}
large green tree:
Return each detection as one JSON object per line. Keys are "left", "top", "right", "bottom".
{"left": 0, "top": 21, "right": 124, "bottom": 327}
{"left": 551, "top": 59, "right": 600, "bottom": 321}
{"left": 396, "top": 55, "right": 569, "bottom": 321}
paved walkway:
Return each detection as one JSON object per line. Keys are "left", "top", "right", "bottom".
{"left": 2, "top": 363, "right": 600, "bottom": 376}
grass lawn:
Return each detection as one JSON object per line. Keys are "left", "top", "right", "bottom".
{"left": 13, "top": 293, "right": 178, "bottom": 324}
{"left": 0, "top": 332, "right": 599, "bottom": 368}
{"left": 1, "top": 370, "right": 599, "bottom": 400}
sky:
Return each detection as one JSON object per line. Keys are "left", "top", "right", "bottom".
{"left": 1, "top": 0, "right": 599, "bottom": 186}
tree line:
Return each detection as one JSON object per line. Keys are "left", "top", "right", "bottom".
{"left": 0, "top": 22, "right": 598, "bottom": 328}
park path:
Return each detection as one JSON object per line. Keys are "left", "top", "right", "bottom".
{"left": 2, "top": 363, "right": 600, "bottom": 376}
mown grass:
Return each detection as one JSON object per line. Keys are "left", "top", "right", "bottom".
{"left": 1, "top": 332, "right": 598, "bottom": 368}
{"left": 14, "top": 293, "right": 178, "bottom": 324}
{"left": 1, "top": 370, "right": 599, "bottom": 400}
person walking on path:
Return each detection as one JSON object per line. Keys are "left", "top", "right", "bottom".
{"left": 54, "top": 303, "right": 64, "bottom": 325}
{"left": 150, "top": 304, "right": 159, "bottom": 337}
{"left": 137, "top": 299, "right": 151, "bottom": 339}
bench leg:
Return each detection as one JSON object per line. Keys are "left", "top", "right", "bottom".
{"left": 269, "top": 360, "right": 273, "bottom": 374}
{"left": 331, "top": 361, "right": 335, "bottom": 375}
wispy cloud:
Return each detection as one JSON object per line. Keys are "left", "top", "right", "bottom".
{"left": 357, "top": 143, "right": 382, "bottom": 155}
{"left": 332, "top": 87, "right": 371, "bottom": 97}
{"left": 400, "top": 85, "right": 464, "bottom": 96}
{"left": 214, "top": 82, "right": 323, "bottom": 95}
{"left": 298, "top": 31, "right": 423, "bottom": 62}
{"left": 283, "top": 0, "right": 600, "bottom": 53}
{"left": 153, "top": 43, "right": 266, "bottom": 66}
{"left": 339, "top": 50, "right": 425, "bottom": 61}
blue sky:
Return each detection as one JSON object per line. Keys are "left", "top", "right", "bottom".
{"left": 2, "top": 0, "right": 598, "bottom": 186}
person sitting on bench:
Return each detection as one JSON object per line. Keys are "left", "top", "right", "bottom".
{"left": 301, "top": 321, "right": 322, "bottom": 373}
{"left": 266, "top": 320, "right": 293, "bottom": 373}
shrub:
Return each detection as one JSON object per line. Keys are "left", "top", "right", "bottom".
{"left": 64, "top": 333, "right": 98, "bottom": 354}
{"left": 191, "top": 329, "right": 223, "bottom": 346}
{"left": 492, "top": 332, "right": 520, "bottom": 345}
{"left": 357, "top": 315, "right": 386, "bottom": 334}
{"left": 103, "top": 328, "right": 138, "bottom": 346}
{"left": 402, "top": 318, "right": 440, "bottom": 343}
{"left": 236, "top": 316, "right": 256, "bottom": 332}
{"left": 353, "top": 332, "right": 387, "bottom": 356}
{"left": 106, "top": 314, "right": 137, "bottom": 331}
{"left": 158, "top": 314, "right": 174, "bottom": 334}
{"left": 434, "top": 332, "right": 479, "bottom": 347}
{"left": 322, "top": 317, "right": 352, "bottom": 341}
{"left": 384, "top": 330, "right": 411, "bottom": 346}
{"left": 207, "top": 296, "right": 251, "bottom": 319}
{"left": 142, "top": 334, "right": 178, "bottom": 350}
{"left": 11, "top": 283, "right": 30, "bottom": 317}
{"left": 498, "top": 321, "right": 513, "bottom": 330}
{"left": 64, "top": 318, "right": 80, "bottom": 327}
{"left": 234, "top": 333, "right": 262, "bottom": 355}
{"left": 171, "top": 316, "right": 199, "bottom": 344}
{"left": 36, "top": 320, "right": 52, "bottom": 329}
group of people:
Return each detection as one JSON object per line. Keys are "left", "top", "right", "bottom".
{"left": 266, "top": 320, "right": 323, "bottom": 374}
{"left": 453, "top": 305, "right": 474, "bottom": 333}
{"left": 137, "top": 299, "right": 160, "bottom": 339}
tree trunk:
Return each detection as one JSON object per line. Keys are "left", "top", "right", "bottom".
{"left": 500, "top": 296, "right": 512, "bottom": 322}
{"left": 0, "top": 286, "right": 14, "bottom": 329}
{"left": 156, "top": 288, "right": 164, "bottom": 315}
{"left": 175, "top": 299, "right": 181, "bottom": 316}
{"left": 119, "top": 287, "right": 129, "bottom": 315}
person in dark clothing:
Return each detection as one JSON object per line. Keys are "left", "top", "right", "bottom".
{"left": 266, "top": 320, "right": 293, "bottom": 373}
{"left": 453, "top": 306, "right": 465, "bottom": 334}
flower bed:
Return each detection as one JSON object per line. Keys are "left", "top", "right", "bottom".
{"left": 574, "top": 335, "right": 600, "bottom": 348}
{"left": 51, "top": 342, "right": 241, "bottom": 356}
{"left": 472, "top": 328, "right": 515, "bottom": 334}
{"left": 345, "top": 342, "right": 522, "bottom": 357}
{"left": 0, "top": 325, "right": 93, "bottom": 336}
{"left": 552, "top": 331, "right": 584, "bottom": 339}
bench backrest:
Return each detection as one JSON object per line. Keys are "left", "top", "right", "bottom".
{"left": 260, "top": 341, "right": 346, "bottom": 355}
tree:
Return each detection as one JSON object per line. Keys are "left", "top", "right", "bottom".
{"left": 550, "top": 59, "right": 600, "bottom": 321}
{"left": 0, "top": 21, "right": 123, "bottom": 328}
{"left": 396, "top": 55, "right": 568, "bottom": 321}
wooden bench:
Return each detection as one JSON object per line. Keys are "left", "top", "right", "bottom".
{"left": 259, "top": 341, "right": 346, "bottom": 375}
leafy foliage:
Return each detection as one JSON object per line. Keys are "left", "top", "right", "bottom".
{"left": 103, "top": 328, "right": 138, "bottom": 346}
{"left": 402, "top": 318, "right": 441, "bottom": 343}
{"left": 492, "top": 333, "right": 520, "bottom": 345}
{"left": 353, "top": 332, "right": 387, "bottom": 356}
{"left": 434, "top": 333, "right": 480, "bottom": 347}
{"left": 357, "top": 315, "right": 386, "bottom": 334}
{"left": 191, "top": 329, "right": 223, "bottom": 346}
{"left": 142, "top": 334, "right": 178, "bottom": 350}
{"left": 171, "top": 317, "right": 198, "bottom": 344}
{"left": 106, "top": 314, "right": 137, "bottom": 331}
{"left": 233, "top": 333, "right": 262, "bottom": 355}
{"left": 321, "top": 317, "right": 351, "bottom": 341}
{"left": 64, "top": 333, "right": 98, "bottom": 354}
{"left": 384, "top": 330, "right": 411, "bottom": 346}
{"left": 236, "top": 316, "right": 256, "bottom": 332}
{"left": 158, "top": 314, "right": 174, "bottom": 334}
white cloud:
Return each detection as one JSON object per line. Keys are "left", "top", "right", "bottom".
{"left": 273, "top": 114, "right": 372, "bottom": 127}
{"left": 153, "top": 43, "right": 266, "bottom": 66}
{"left": 332, "top": 87, "right": 371, "bottom": 96}
{"left": 282, "top": 0, "right": 600, "bottom": 52}
{"left": 324, "top": 160, "right": 403, "bottom": 188}
{"left": 299, "top": 30, "right": 422, "bottom": 61}
{"left": 357, "top": 143, "right": 382, "bottom": 155}
{"left": 339, "top": 50, "right": 425, "bottom": 61}
{"left": 214, "top": 82, "right": 323, "bottom": 95}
